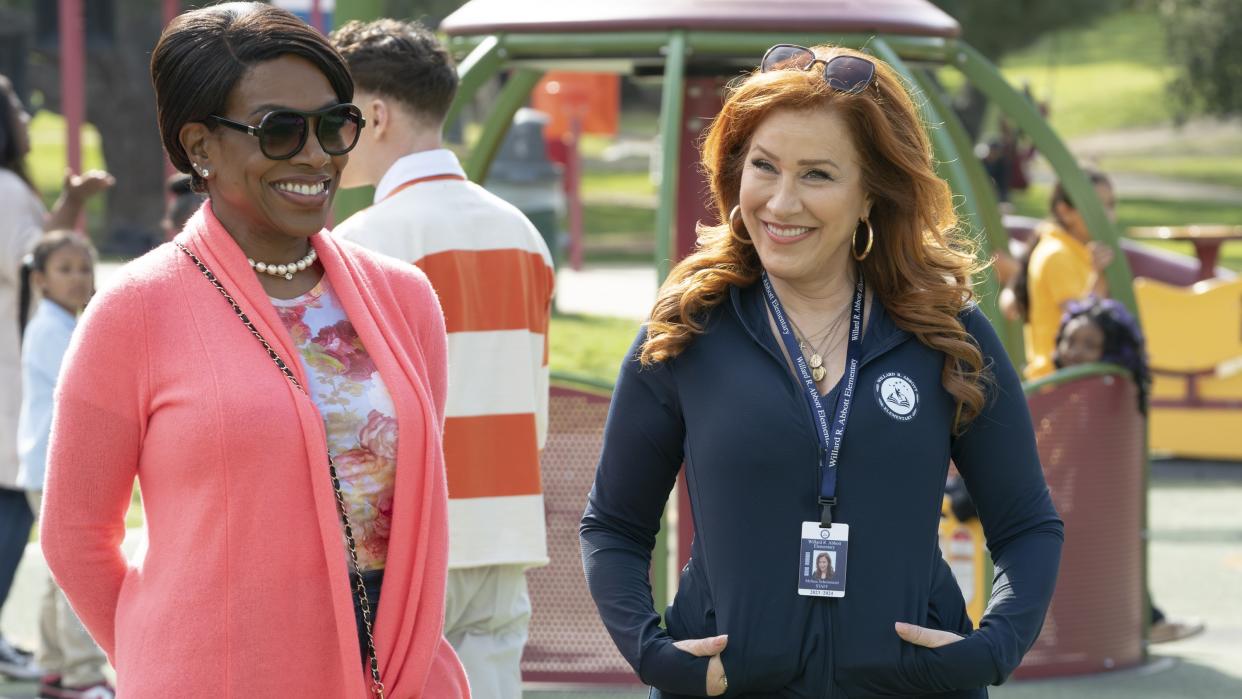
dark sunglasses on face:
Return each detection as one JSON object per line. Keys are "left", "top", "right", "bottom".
{"left": 760, "top": 44, "right": 877, "bottom": 95}
{"left": 207, "top": 103, "right": 366, "bottom": 160}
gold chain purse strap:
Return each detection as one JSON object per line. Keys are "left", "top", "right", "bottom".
{"left": 175, "top": 242, "right": 386, "bottom": 698}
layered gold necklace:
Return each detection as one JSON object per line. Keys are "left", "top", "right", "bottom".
{"left": 787, "top": 306, "right": 850, "bottom": 383}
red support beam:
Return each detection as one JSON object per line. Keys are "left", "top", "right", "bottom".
{"left": 58, "top": 0, "right": 84, "bottom": 177}
{"left": 311, "top": 0, "right": 324, "bottom": 33}
{"left": 163, "top": 0, "right": 180, "bottom": 181}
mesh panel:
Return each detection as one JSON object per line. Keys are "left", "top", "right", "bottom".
{"left": 1015, "top": 374, "right": 1145, "bottom": 678}
{"left": 522, "top": 385, "right": 640, "bottom": 684}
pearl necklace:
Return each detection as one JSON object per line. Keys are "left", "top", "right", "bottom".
{"left": 248, "top": 247, "right": 317, "bottom": 280}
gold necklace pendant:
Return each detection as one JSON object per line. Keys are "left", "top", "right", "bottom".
{"left": 809, "top": 353, "right": 823, "bottom": 369}
{"left": 812, "top": 365, "right": 827, "bottom": 382}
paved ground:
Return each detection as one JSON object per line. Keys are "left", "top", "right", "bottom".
{"left": 3, "top": 458, "right": 1237, "bottom": 698}
{"left": 534, "top": 458, "right": 1242, "bottom": 698}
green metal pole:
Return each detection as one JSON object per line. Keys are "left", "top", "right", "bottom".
{"left": 331, "top": 0, "right": 381, "bottom": 24}
{"left": 463, "top": 68, "right": 544, "bottom": 183}
{"left": 870, "top": 40, "right": 1018, "bottom": 362}
{"left": 953, "top": 45, "right": 1148, "bottom": 660}
{"left": 648, "top": 31, "right": 687, "bottom": 615}
{"left": 910, "top": 67, "right": 1026, "bottom": 365}
{"left": 950, "top": 42, "right": 1137, "bottom": 317}
{"left": 330, "top": 0, "right": 383, "bottom": 224}
{"left": 654, "top": 30, "right": 687, "bottom": 284}
{"left": 443, "top": 35, "right": 505, "bottom": 130}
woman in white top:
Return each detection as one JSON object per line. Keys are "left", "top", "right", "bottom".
{"left": 0, "top": 74, "right": 111, "bottom": 679}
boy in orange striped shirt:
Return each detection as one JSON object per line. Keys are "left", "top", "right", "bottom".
{"left": 332, "top": 20, "right": 554, "bottom": 698}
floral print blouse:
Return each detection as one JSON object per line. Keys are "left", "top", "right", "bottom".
{"left": 270, "top": 278, "right": 401, "bottom": 571}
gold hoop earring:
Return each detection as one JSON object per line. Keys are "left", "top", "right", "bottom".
{"left": 852, "top": 219, "right": 874, "bottom": 261}
{"left": 729, "top": 205, "right": 753, "bottom": 245}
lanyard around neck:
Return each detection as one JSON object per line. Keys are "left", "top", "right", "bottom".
{"left": 761, "top": 269, "right": 866, "bottom": 528}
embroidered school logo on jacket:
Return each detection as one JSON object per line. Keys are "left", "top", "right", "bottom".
{"left": 875, "top": 372, "right": 919, "bottom": 421}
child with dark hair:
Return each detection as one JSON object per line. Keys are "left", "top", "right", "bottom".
{"left": 1, "top": 72, "right": 111, "bottom": 683}
{"left": 1001, "top": 168, "right": 1116, "bottom": 379}
{"left": 1052, "top": 297, "right": 1151, "bottom": 414}
{"left": 17, "top": 232, "right": 114, "bottom": 698}
{"left": 1051, "top": 297, "right": 1205, "bottom": 644}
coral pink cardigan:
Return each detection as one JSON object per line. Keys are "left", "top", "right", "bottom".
{"left": 41, "top": 204, "right": 469, "bottom": 698}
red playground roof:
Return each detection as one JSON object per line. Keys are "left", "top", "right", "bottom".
{"left": 441, "top": 0, "right": 960, "bottom": 39}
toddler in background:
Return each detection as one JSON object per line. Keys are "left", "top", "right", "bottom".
{"left": 17, "top": 231, "right": 115, "bottom": 699}
{"left": 1052, "top": 296, "right": 1150, "bottom": 414}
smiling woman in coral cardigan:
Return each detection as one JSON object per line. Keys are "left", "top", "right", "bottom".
{"left": 38, "top": 4, "right": 468, "bottom": 697}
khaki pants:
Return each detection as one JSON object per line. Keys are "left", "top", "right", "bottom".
{"left": 443, "top": 564, "right": 531, "bottom": 699}
{"left": 27, "top": 492, "right": 108, "bottom": 687}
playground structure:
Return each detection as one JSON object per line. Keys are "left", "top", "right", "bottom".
{"left": 1135, "top": 277, "right": 1242, "bottom": 460}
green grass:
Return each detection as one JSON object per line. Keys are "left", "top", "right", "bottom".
{"left": 994, "top": 11, "right": 1180, "bottom": 139}
{"left": 582, "top": 202, "right": 655, "bottom": 236}
{"left": 581, "top": 170, "right": 655, "bottom": 199}
{"left": 1098, "top": 154, "right": 1242, "bottom": 189}
{"left": 1003, "top": 12, "right": 1168, "bottom": 70}
{"left": 25, "top": 111, "right": 110, "bottom": 236}
{"left": 1002, "top": 62, "right": 1176, "bottom": 139}
{"left": 549, "top": 313, "right": 641, "bottom": 386}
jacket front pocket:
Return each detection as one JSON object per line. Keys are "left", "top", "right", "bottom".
{"left": 665, "top": 557, "right": 717, "bottom": 642}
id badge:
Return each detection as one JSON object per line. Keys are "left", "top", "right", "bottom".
{"left": 797, "top": 522, "right": 849, "bottom": 598}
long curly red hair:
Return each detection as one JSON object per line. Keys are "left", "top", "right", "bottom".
{"left": 640, "top": 45, "right": 989, "bottom": 430}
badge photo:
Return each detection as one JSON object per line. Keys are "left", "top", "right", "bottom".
{"left": 798, "top": 522, "right": 848, "bottom": 597}
{"left": 875, "top": 371, "right": 918, "bottom": 421}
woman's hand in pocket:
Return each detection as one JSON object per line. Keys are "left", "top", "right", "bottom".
{"left": 673, "top": 634, "right": 729, "bottom": 696}
{"left": 894, "top": 621, "right": 963, "bottom": 648}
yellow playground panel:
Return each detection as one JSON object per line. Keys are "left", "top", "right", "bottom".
{"left": 939, "top": 496, "right": 987, "bottom": 627}
{"left": 1134, "top": 277, "right": 1242, "bottom": 460}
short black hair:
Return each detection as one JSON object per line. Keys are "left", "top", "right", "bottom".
{"left": 150, "top": 2, "right": 354, "bottom": 192}
{"left": 1049, "top": 166, "right": 1111, "bottom": 225}
{"left": 331, "top": 19, "right": 457, "bottom": 124}
{"left": 1053, "top": 297, "right": 1151, "bottom": 415}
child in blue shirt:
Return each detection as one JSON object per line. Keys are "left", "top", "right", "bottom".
{"left": 17, "top": 231, "right": 115, "bottom": 699}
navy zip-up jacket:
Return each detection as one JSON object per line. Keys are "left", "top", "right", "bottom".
{"left": 581, "top": 281, "right": 1064, "bottom": 698}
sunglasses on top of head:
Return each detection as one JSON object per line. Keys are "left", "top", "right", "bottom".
{"left": 760, "top": 44, "right": 877, "bottom": 95}
{"left": 207, "top": 103, "right": 366, "bottom": 161}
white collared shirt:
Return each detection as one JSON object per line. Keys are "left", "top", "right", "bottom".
{"left": 372, "top": 149, "right": 467, "bottom": 204}
{"left": 335, "top": 148, "right": 555, "bottom": 570}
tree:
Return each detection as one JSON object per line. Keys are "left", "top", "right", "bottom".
{"left": 1, "top": 0, "right": 166, "bottom": 254}
{"left": 929, "top": 0, "right": 1124, "bottom": 137}
{"left": 1161, "top": 0, "right": 1242, "bottom": 119}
